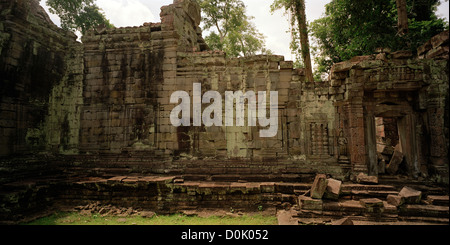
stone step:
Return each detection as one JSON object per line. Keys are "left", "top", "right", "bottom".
{"left": 296, "top": 195, "right": 449, "bottom": 224}
{"left": 425, "top": 195, "right": 449, "bottom": 206}
{"left": 399, "top": 204, "right": 449, "bottom": 218}
{"left": 397, "top": 216, "right": 450, "bottom": 224}
{"left": 2, "top": 172, "right": 448, "bottom": 225}
{"left": 379, "top": 176, "right": 449, "bottom": 195}
{"left": 182, "top": 173, "right": 311, "bottom": 183}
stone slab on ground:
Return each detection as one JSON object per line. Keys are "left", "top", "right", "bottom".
{"left": 399, "top": 186, "right": 422, "bottom": 204}
{"left": 386, "top": 149, "right": 404, "bottom": 175}
{"left": 332, "top": 217, "right": 354, "bottom": 225}
{"left": 310, "top": 174, "right": 328, "bottom": 199}
{"left": 277, "top": 209, "right": 299, "bottom": 225}
{"left": 359, "top": 198, "right": 384, "bottom": 208}
{"left": 356, "top": 173, "right": 378, "bottom": 185}
{"left": 387, "top": 194, "right": 404, "bottom": 207}
{"left": 298, "top": 195, "right": 323, "bottom": 210}
{"left": 324, "top": 178, "right": 342, "bottom": 200}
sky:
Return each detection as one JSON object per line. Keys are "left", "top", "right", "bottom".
{"left": 40, "top": 0, "right": 450, "bottom": 63}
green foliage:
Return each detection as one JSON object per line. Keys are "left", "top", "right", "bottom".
{"left": 309, "top": 0, "right": 447, "bottom": 76}
{"left": 198, "top": 0, "right": 270, "bottom": 57}
{"left": 46, "top": 0, "right": 113, "bottom": 34}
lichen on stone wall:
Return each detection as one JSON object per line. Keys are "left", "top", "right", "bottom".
{"left": 44, "top": 43, "right": 84, "bottom": 154}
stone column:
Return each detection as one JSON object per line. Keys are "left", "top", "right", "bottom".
{"left": 347, "top": 98, "right": 368, "bottom": 174}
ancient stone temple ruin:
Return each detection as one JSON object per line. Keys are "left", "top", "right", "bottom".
{"left": 0, "top": 0, "right": 448, "bottom": 224}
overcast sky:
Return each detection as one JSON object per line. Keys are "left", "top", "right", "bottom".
{"left": 40, "top": 0, "right": 449, "bottom": 63}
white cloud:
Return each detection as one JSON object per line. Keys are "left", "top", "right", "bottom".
{"left": 96, "top": 0, "right": 155, "bottom": 27}
{"left": 39, "top": 1, "right": 61, "bottom": 26}
{"left": 436, "top": 1, "right": 449, "bottom": 22}
{"left": 245, "top": 0, "right": 330, "bottom": 61}
{"left": 139, "top": 0, "right": 173, "bottom": 19}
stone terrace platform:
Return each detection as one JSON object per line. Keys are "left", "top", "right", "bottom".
{"left": 0, "top": 171, "right": 448, "bottom": 225}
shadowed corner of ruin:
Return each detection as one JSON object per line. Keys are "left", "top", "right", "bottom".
{"left": 0, "top": 0, "right": 449, "bottom": 226}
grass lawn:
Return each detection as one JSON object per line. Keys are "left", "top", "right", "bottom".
{"left": 23, "top": 212, "right": 278, "bottom": 225}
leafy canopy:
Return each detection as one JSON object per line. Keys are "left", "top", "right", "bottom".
{"left": 309, "top": 0, "right": 448, "bottom": 76}
{"left": 46, "top": 0, "right": 113, "bottom": 34}
{"left": 198, "top": 0, "right": 271, "bottom": 57}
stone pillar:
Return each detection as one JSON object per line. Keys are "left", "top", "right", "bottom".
{"left": 364, "top": 109, "right": 378, "bottom": 176}
{"left": 397, "top": 114, "right": 421, "bottom": 178}
{"left": 347, "top": 98, "right": 368, "bottom": 174}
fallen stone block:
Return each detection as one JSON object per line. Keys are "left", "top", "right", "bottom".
{"left": 310, "top": 174, "right": 328, "bottom": 199}
{"left": 381, "top": 145, "right": 395, "bottom": 155}
{"left": 399, "top": 186, "right": 422, "bottom": 204}
{"left": 298, "top": 195, "right": 323, "bottom": 210}
{"left": 378, "top": 158, "right": 386, "bottom": 174}
{"left": 277, "top": 209, "right": 298, "bottom": 225}
{"left": 386, "top": 150, "right": 404, "bottom": 175}
{"left": 356, "top": 173, "right": 378, "bottom": 185}
{"left": 324, "top": 178, "right": 342, "bottom": 200}
{"left": 140, "top": 211, "right": 156, "bottom": 218}
{"left": 332, "top": 217, "right": 354, "bottom": 225}
{"left": 386, "top": 194, "right": 404, "bottom": 207}
{"left": 359, "top": 198, "right": 384, "bottom": 208}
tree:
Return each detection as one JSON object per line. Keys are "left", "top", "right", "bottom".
{"left": 271, "top": 0, "right": 314, "bottom": 82}
{"left": 309, "top": 0, "right": 447, "bottom": 77}
{"left": 198, "top": 0, "right": 270, "bottom": 57}
{"left": 46, "top": 0, "right": 113, "bottom": 34}
{"left": 396, "top": 0, "right": 409, "bottom": 35}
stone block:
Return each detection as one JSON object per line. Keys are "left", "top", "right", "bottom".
{"left": 431, "top": 30, "right": 449, "bottom": 49}
{"left": 332, "top": 217, "right": 353, "bottom": 225}
{"left": 391, "top": 50, "right": 413, "bottom": 59}
{"left": 356, "top": 172, "right": 378, "bottom": 185}
{"left": 298, "top": 195, "right": 323, "bottom": 210}
{"left": 426, "top": 46, "right": 449, "bottom": 59}
{"left": 279, "top": 61, "right": 293, "bottom": 69}
{"left": 399, "top": 186, "right": 422, "bottom": 204}
{"left": 386, "top": 149, "right": 404, "bottom": 175}
{"left": 310, "top": 174, "right": 328, "bottom": 199}
{"left": 417, "top": 40, "right": 432, "bottom": 55}
{"left": 277, "top": 209, "right": 298, "bottom": 225}
{"left": 386, "top": 194, "right": 404, "bottom": 207}
{"left": 324, "top": 178, "right": 342, "bottom": 200}
{"left": 359, "top": 198, "right": 384, "bottom": 208}
{"left": 426, "top": 195, "right": 449, "bottom": 206}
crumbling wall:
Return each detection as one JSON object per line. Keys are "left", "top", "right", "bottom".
{"left": 329, "top": 32, "right": 449, "bottom": 181}
{"left": 78, "top": 0, "right": 315, "bottom": 162}
{"left": 80, "top": 24, "right": 163, "bottom": 153}
{"left": 0, "top": 0, "right": 80, "bottom": 156}
{"left": 0, "top": 0, "right": 447, "bottom": 182}
{"left": 78, "top": 0, "right": 339, "bottom": 163}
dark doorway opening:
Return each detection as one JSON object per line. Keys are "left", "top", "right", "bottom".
{"left": 375, "top": 116, "right": 407, "bottom": 175}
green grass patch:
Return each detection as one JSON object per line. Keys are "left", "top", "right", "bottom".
{"left": 23, "top": 212, "right": 278, "bottom": 225}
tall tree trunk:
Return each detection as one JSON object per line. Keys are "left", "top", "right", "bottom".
{"left": 396, "top": 0, "right": 408, "bottom": 36}
{"left": 293, "top": 0, "right": 314, "bottom": 82}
